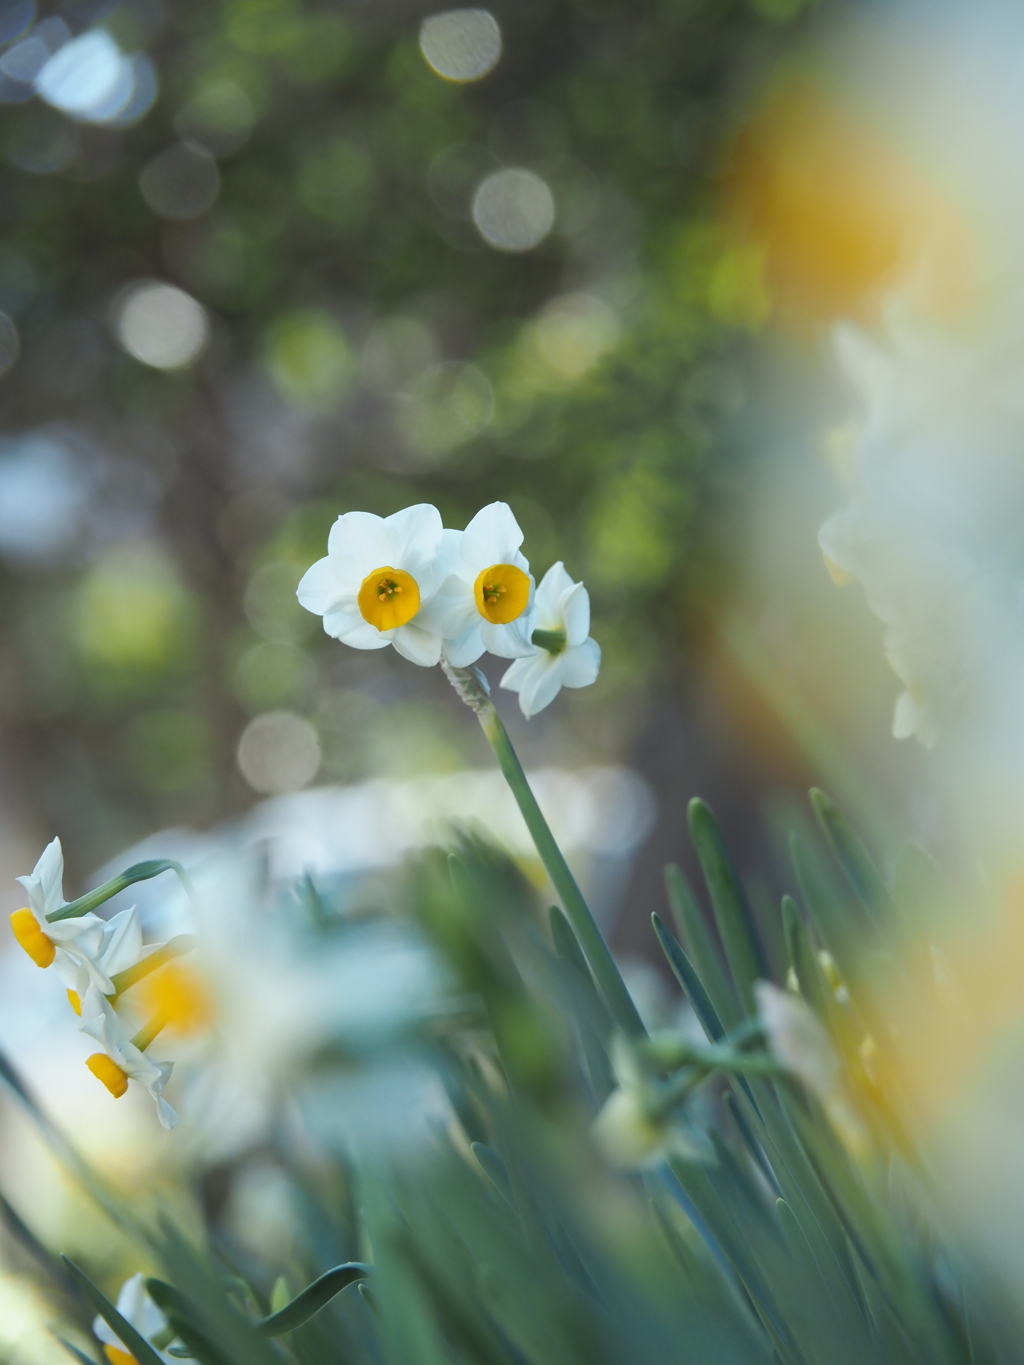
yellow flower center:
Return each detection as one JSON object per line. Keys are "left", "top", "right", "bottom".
{"left": 67, "top": 990, "right": 82, "bottom": 1016}
{"left": 473, "top": 564, "right": 530, "bottom": 625}
{"left": 357, "top": 566, "right": 421, "bottom": 631}
{"left": 136, "top": 962, "right": 216, "bottom": 1036}
{"left": 9, "top": 909, "right": 55, "bottom": 968}
{"left": 104, "top": 1347, "right": 136, "bottom": 1365}
{"left": 87, "top": 1054, "right": 129, "bottom": 1098}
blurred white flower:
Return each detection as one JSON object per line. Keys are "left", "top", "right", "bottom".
{"left": 500, "top": 561, "right": 600, "bottom": 716}
{"left": 419, "top": 502, "right": 535, "bottom": 665}
{"left": 79, "top": 984, "right": 177, "bottom": 1129}
{"left": 93, "top": 1272, "right": 175, "bottom": 1365}
{"left": 297, "top": 504, "right": 452, "bottom": 666}
{"left": 819, "top": 303, "right": 1024, "bottom": 746}
{"left": 592, "top": 1035, "right": 709, "bottom": 1170}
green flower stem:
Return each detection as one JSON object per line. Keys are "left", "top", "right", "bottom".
{"left": 442, "top": 659, "right": 646, "bottom": 1039}
{"left": 47, "top": 859, "right": 195, "bottom": 923}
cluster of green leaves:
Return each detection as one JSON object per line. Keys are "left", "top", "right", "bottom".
{"left": 6, "top": 790, "right": 1018, "bottom": 1365}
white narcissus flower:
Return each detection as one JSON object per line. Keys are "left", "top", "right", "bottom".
{"left": 93, "top": 1273, "right": 176, "bottom": 1365}
{"left": 79, "top": 985, "right": 178, "bottom": 1128}
{"left": 9, "top": 839, "right": 137, "bottom": 995}
{"left": 418, "top": 502, "right": 536, "bottom": 666}
{"left": 296, "top": 504, "right": 453, "bottom": 666}
{"left": 500, "top": 562, "right": 600, "bottom": 717}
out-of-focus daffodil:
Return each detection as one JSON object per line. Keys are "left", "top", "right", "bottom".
{"left": 297, "top": 504, "right": 452, "bottom": 666}
{"left": 92, "top": 1273, "right": 176, "bottom": 1365}
{"left": 420, "top": 502, "right": 535, "bottom": 666}
{"left": 500, "top": 562, "right": 600, "bottom": 716}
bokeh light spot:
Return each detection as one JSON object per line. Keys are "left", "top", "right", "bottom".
{"left": 0, "top": 432, "right": 93, "bottom": 564}
{"left": 472, "top": 167, "right": 554, "bottom": 251}
{"left": 175, "top": 79, "right": 255, "bottom": 156}
{"left": 35, "top": 31, "right": 129, "bottom": 123}
{"left": 419, "top": 9, "right": 501, "bottom": 83}
{"left": 533, "top": 293, "right": 619, "bottom": 381}
{"left": 398, "top": 361, "right": 494, "bottom": 459}
{"left": 237, "top": 710, "right": 320, "bottom": 794}
{"left": 0, "top": 0, "right": 35, "bottom": 46}
{"left": 115, "top": 280, "right": 209, "bottom": 370}
{"left": 264, "top": 310, "right": 353, "bottom": 407}
{"left": 139, "top": 142, "right": 220, "bottom": 220}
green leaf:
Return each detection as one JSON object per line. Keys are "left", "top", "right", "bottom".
{"left": 49, "top": 860, "right": 195, "bottom": 923}
{"left": 548, "top": 905, "right": 614, "bottom": 1100}
{"left": 61, "top": 1257, "right": 167, "bottom": 1365}
{"left": 687, "top": 800, "right": 770, "bottom": 1014}
{"left": 143, "top": 1281, "right": 234, "bottom": 1365}
{"left": 55, "top": 1338, "right": 100, "bottom": 1365}
{"left": 652, "top": 912, "right": 725, "bottom": 1042}
{"left": 255, "top": 1263, "right": 371, "bottom": 1334}
{"left": 664, "top": 863, "right": 742, "bottom": 1030}
{"left": 809, "top": 790, "right": 894, "bottom": 933}
{"left": 781, "top": 896, "right": 830, "bottom": 1022}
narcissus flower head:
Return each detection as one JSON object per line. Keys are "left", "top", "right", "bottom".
{"left": 500, "top": 562, "right": 601, "bottom": 717}
{"left": 296, "top": 504, "right": 452, "bottom": 666}
{"left": 9, "top": 839, "right": 127, "bottom": 994}
{"left": 79, "top": 985, "right": 178, "bottom": 1128}
{"left": 420, "top": 502, "right": 536, "bottom": 666}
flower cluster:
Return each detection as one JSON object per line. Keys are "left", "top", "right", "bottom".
{"left": 297, "top": 501, "right": 600, "bottom": 717}
{"left": 8, "top": 839, "right": 200, "bottom": 1127}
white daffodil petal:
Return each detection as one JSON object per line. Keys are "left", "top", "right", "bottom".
{"left": 499, "top": 655, "right": 535, "bottom": 690}
{"left": 560, "top": 581, "right": 590, "bottom": 645}
{"left": 296, "top": 556, "right": 348, "bottom": 616}
{"left": 392, "top": 623, "right": 443, "bottom": 667}
{"left": 416, "top": 574, "right": 477, "bottom": 639}
{"left": 327, "top": 510, "right": 390, "bottom": 562}
{"left": 561, "top": 637, "right": 601, "bottom": 688}
{"left": 98, "top": 908, "right": 144, "bottom": 977}
{"left": 462, "top": 501, "right": 524, "bottom": 567}
{"left": 324, "top": 613, "right": 391, "bottom": 649}
{"left": 444, "top": 623, "right": 486, "bottom": 667}
{"left": 480, "top": 614, "right": 535, "bottom": 660}
{"left": 385, "top": 503, "right": 444, "bottom": 572}
{"left": 518, "top": 655, "right": 566, "bottom": 717}
{"left": 535, "top": 561, "right": 573, "bottom": 618}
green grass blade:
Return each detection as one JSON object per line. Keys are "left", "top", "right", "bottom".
{"left": 665, "top": 863, "right": 743, "bottom": 1030}
{"left": 809, "top": 790, "right": 895, "bottom": 934}
{"left": 652, "top": 913, "right": 725, "bottom": 1041}
{"left": 61, "top": 1258, "right": 167, "bottom": 1365}
{"left": 688, "top": 800, "right": 771, "bottom": 1014}
{"left": 255, "top": 1263, "right": 371, "bottom": 1334}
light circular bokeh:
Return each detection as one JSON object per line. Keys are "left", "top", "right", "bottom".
{"left": 237, "top": 711, "right": 321, "bottom": 795}
{"left": 398, "top": 361, "right": 494, "bottom": 458}
{"left": 472, "top": 167, "right": 555, "bottom": 251}
{"left": 115, "top": 281, "right": 210, "bottom": 369}
{"left": 419, "top": 9, "right": 501, "bottom": 82}
{"left": 34, "top": 30, "right": 125, "bottom": 120}
{"left": 138, "top": 142, "right": 220, "bottom": 220}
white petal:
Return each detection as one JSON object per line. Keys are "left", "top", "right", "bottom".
{"left": 29, "top": 838, "right": 66, "bottom": 915}
{"left": 534, "top": 561, "right": 573, "bottom": 622}
{"left": 385, "top": 503, "right": 443, "bottom": 574}
{"left": 327, "top": 510, "right": 390, "bottom": 563}
{"left": 499, "top": 655, "right": 538, "bottom": 692}
{"left": 392, "top": 623, "right": 442, "bottom": 667}
{"left": 324, "top": 613, "right": 391, "bottom": 650}
{"left": 462, "top": 502, "right": 524, "bottom": 569}
{"left": 296, "top": 556, "right": 350, "bottom": 617}
{"left": 444, "top": 623, "right": 485, "bottom": 667}
{"left": 481, "top": 613, "right": 535, "bottom": 660}
{"left": 518, "top": 655, "right": 565, "bottom": 717}
{"left": 561, "top": 637, "right": 601, "bottom": 688}
{"left": 892, "top": 690, "right": 922, "bottom": 740}
{"left": 98, "top": 908, "right": 144, "bottom": 976}
{"left": 416, "top": 573, "right": 476, "bottom": 637}
{"left": 560, "top": 581, "right": 590, "bottom": 645}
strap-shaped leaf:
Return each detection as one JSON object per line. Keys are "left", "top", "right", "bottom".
{"left": 687, "top": 800, "right": 770, "bottom": 1014}
{"left": 254, "top": 1263, "right": 371, "bottom": 1334}
{"left": 781, "top": 896, "right": 830, "bottom": 1022}
{"left": 664, "top": 864, "right": 742, "bottom": 1031}
{"left": 56, "top": 1338, "right": 100, "bottom": 1365}
{"left": 652, "top": 913, "right": 724, "bottom": 1042}
{"left": 110, "top": 937, "right": 197, "bottom": 995}
{"left": 50, "top": 860, "right": 196, "bottom": 923}
{"left": 143, "top": 1281, "right": 233, "bottom": 1365}
{"left": 810, "top": 789, "right": 894, "bottom": 933}
{"left": 62, "top": 1257, "right": 166, "bottom": 1365}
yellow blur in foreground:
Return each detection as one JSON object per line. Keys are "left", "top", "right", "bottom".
{"left": 723, "top": 83, "right": 972, "bottom": 325}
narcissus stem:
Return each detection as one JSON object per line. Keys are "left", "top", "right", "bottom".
{"left": 442, "top": 659, "right": 646, "bottom": 1039}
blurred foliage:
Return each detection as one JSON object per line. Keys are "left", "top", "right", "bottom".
{"left": 10, "top": 796, "right": 1022, "bottom": 1365}
{"left": 0, "top": 0, "right": 826, "bottom": 863}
